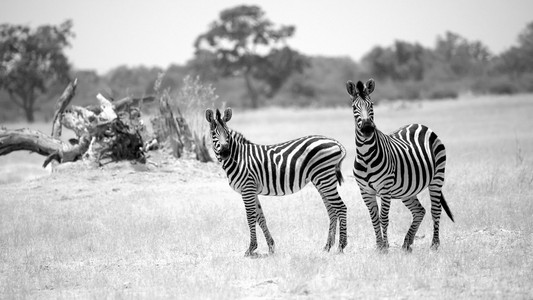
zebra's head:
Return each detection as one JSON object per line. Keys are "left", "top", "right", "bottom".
{"left": 205, "top": 107, "right": 233, "bottom": 162}
{"left": 346, "top": 79, "right": 376, "bottom": 138}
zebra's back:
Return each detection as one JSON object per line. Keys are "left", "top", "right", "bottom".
{"left": 230, "top": 135, "right": 345, "bottom": 196}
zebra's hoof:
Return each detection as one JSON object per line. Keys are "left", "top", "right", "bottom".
{"left": 376, "top": 242, "right": 389, "bottom": 253}
{"left": 430, "top": 243, "right": 440, "bottom": 251}
{"left": 375, "top": 246, "right": 388, "bottom": 254}
{"left": 245, "top": 246, "right": 258, "bottom": 257}
{"left": 378, "top": 247, "right": 389, "bottom": 254}
{"left": 401, "top": 245, "right": 413, "bottom": 253}
{"left": 338, "top": 241, "right": 347, "bottom": 253}
{"left": 245, "top": 251, "right": 258, "bottom": 258}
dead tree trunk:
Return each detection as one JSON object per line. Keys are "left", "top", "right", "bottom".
{"left": 193, "top": 133, "right": 212, "bottom": 163}
{"left": 1, "top": 77, "right": 212, "bottom": 168}
{"left": 51, "top": 78, "right": 78, "bottom": 138}
{"left": 0, "top": 79, "right": 90, "bottom": 168}
{"left": 152, "top": 93, "right": 212, "bottom": 162}
{"left": 0, "top": 128, "right": 91, "bottom": 168}
{"left": 0, "top": 80, "right": 147, "bottom": 167}
{"left": 157, "top": 94, "right": 185, "bottom": 158}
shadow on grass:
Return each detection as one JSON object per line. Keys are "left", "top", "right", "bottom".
{"left": 248, "top": 252, "right": 274, "bottom": 259}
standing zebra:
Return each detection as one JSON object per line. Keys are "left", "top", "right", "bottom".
{"left": 346, "top": 79, "right": 454, "bottom": 251}
{"left": 206, "top": 108, "right": 347, "bottom": 256}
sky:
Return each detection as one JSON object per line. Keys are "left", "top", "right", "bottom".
{"left": 1, "top": 0, "right": 532, "bottom": 75}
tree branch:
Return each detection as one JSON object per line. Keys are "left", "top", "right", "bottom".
{"left": 51, "top": 78, "right": 78, "bottom": 138}
{"left": 0, "top": 128, "right": 90, "bottom": 167}
{"left": 113, "top": 96, "right": 155, "bottom": 112}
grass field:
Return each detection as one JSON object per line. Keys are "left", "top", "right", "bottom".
{"left": 1, "top": 94, "right": 532, "bottom": 298}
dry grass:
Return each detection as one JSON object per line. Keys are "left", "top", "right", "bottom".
{"left": 1, "top": 94, "right": 532, "bottom": 298}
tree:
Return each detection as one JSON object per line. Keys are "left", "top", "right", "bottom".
{"left": 434, "top": 31, "right": 491, "bottom": 77}
{"left": 185, "top": 49, "right": 220, "bottom": 83}
{"left": 362, "top": 41, "right": 431, "bottom": 81}
{"left": 194, "top": 5, "right": 308, "bottom": 108}
{"left": 0, "top": 20, "right": 74, "bottom": 122}
{"left": 104, "top": 65, "right": 163, "bottom": 97}
{"left": 496, "top": 21, "right": 533, "bottom": 75}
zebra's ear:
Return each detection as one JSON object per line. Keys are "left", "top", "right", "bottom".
{"left": 366, "top": 78, "right": 375, "bottom": 94}
{"left": 223, "top": 107, "right": 232, "bottom": 122}
{"left": 205, "top": 109, "right": 214, "bottom": 123}
{"left": 346, "top": 81, "right": 357, "bottom": 97}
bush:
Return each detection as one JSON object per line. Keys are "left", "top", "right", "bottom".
{"left": 472, "top": 76, "right": 519, "bottom": 95}
{"left": 488, "top": 82, "right": 518, "bottom": 95}
{"left": 422, "top": 83, "right": 459, "bottom": 100}
{"left": 426, "top": 88, "right": 459, "bottom": 100}
{"left": 172, "top": 75, "right": 219, "bottom": 138}
{"left": 516, "top": 72, "right": 533, "bottom": 92}
{"left": 150, "top": 74, "right": 218, "bottom": 161}
{"left": 399, "top": 82, "right": 422, "bottom": 100}
{"left": 372, "top": 80, "right": 422, "bottom": 101}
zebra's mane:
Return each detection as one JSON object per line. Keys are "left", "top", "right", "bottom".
{"left": 229, "top": 129, "right": 252, "bottom": 145}
{"left": 356, "top": 81, "right": 369, "bottom": 99}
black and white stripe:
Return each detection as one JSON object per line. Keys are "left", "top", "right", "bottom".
{"left": 206, "top": 108, "right": 347, "bottom": 256}
{"left": 346, "top": 79, "right": 454, "bottom": 252}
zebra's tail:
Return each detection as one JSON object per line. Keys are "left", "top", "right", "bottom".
{"left": 439, "top": 192, "right": 455, "bottom": 222}
{"left": 335, "top": 142, "right": 347, "bottom": 186}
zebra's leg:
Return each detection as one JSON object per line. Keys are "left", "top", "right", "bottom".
{"left": 320, "top": 199, "right": 337, "bottom": 252}
{"left": 314, "top": 178, "right": 347, "bottom": 253}
{"left": 242, "top": 184, "right": 259, "bottom": 257}
{"left": 334, "top": 195, "right": 348, "bottom": 253}
{"left": 255, "top": 197, "right": 275, "bottom": 254}
{"left": 379, "top": 196, "right": 392, "bottom": 250}
{"left": 428, "top": 185, "right": 443, "bottom": 250}
{"left": 328, "top": 190, "right": 347, "bottom": 253}
{"left": 401, "top": 196, "right": 426, "bottom": 252}
{"left": 361, "top": 191, "right": 384, "bottom": 249}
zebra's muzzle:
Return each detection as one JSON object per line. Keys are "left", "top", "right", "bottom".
{"left": 360, "top": 120, "right": 375, "bottom": 137}
{"left": 219, "top": 146, "right": 231, "bottom": 160}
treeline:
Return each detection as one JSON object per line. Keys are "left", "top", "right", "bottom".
{"left": 65, "top": 24, "right": 533, "bottom": 110}
{"left": 1, "top": 14, "right": 533, "bottom": 122}
{"left": 356, "top": 30, "right": 533, "bottom": 101}
{"left": 272, "top": 25, "right": 533, "bottom": 105}
{"left": 62, "top": 23, "right": 533, "bottom": 110}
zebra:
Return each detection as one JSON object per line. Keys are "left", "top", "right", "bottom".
{"left": 346, "top": 79, "right": 454, "bottom": 252}
{"left": 206, "top": 107, "right": 347, "bottom": 256}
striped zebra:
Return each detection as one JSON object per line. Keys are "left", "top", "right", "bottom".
{"left": 206, "top": 108, "right": 347, "bottom": 256}
{"left": 346, "top": 79, "right": 454, "bottom": 252}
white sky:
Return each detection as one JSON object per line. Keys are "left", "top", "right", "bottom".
{"left": 1, "top": 0, "right": 532, "bottom": 74}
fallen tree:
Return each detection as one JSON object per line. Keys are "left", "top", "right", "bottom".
{"left": 0, "top": 78, "right": 212, "bottom": 168}
{"left": 0, "top": 79, "right": 91, "bottom": 167}
{"left": 0, "top": 127, "right": 91, "bottom": 168}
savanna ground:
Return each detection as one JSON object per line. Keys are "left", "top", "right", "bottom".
{"left": 1, "top": 94, "right": 532, "bottom": 299}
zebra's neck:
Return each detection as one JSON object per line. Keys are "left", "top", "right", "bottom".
{"left": 221, "top": 129, "right": 252, "bottom": 169}
{"left": 356, "top": 128, "right": 390, "bottom": 163}
{"left": 229, "top": 129, "right": 251, "bottom": 145}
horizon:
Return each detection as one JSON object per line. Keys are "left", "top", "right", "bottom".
{"left": 1, "top": 0, "right": 532, "bottom": 75}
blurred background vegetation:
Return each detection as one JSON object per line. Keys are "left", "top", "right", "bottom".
{"left": 1, "top": 5, "right": 533, "bottom": 123}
